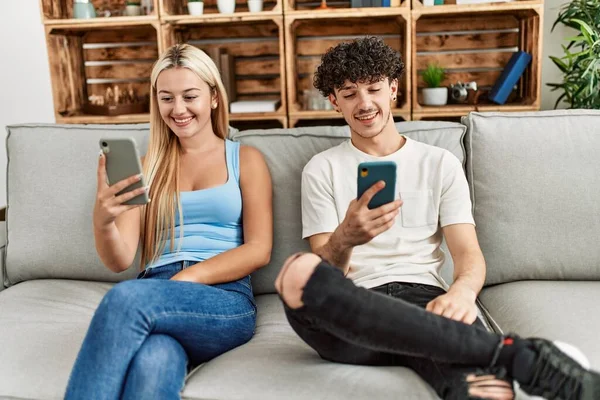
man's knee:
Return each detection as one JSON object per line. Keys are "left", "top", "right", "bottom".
{"left": 275, "top": 252, "right": 321, "bottom": 309}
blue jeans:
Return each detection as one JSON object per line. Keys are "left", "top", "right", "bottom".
{"left": 65, "top": 261, "right": 256, "bottom": 400}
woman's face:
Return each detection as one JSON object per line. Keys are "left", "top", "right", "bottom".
{"left": 155, "top": 67, "right": 217, "bottom": 139}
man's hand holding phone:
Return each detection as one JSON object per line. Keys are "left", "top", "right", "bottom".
{"left": 336, "top": 181, "right": 403, "bottom": 248}
{"left": 93, "top": 152, "right": 149, "bottom": 229}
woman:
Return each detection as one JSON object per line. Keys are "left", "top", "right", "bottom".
{"left": 65, "top": 44, "right": 273, "bottom": 399}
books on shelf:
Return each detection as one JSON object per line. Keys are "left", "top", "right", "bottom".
{"left": 230, "top": 99, "right": 281, "bottom": 113}
{"left": 489, "top": 51, "right": 532, "bottom": 105}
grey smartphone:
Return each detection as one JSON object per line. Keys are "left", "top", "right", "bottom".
{"left": 357, "top": 161, "right": 397, "bottom": 209}
{"left": 99, "top": 138, "right": 149, "bottom": 206}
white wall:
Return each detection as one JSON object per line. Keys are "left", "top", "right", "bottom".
{"left": 542, "top": 0, "right": 574, "bottom": 110}
{"left": 0, "top": 0, "right": 55, "bottom": 208}
{"left": 0, "top": 0, "right": 575, "bottom": 208}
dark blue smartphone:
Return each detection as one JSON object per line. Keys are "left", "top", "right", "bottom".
{"left": 357, "top": 161, "right": 397, "bottom": 209}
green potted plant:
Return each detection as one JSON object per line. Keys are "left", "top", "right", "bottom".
{"left": 421, "top": 63, "right": 447, "bottom": 106}
{"left": 547, "top": 0, "right": 600, "bottom": 109}
{"left": 188, "top": 0, "right": 204, "bottom": 15}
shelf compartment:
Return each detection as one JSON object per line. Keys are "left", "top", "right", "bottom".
{"left": 162, "top": 17, "right": 287, "bottom": 119}
{"left": 411, "top": 7, "right": 541, "bottom": 116}
{"left": 40, "top": 0, "right": 159, "bottom": 23}
{"left": 284, "top": 0, "right": 408, "bottom": 13}
{"left": 411, "top": 0, "right": 542, "bottom": 15}
{"left": 159, "top": 0, "right": 282, "bottom": 17}
{"left": 46, "top": 23, "right": 160, "bottom": 123}
{"left": 285, "top": 14, "right": 411, "bottom": 124}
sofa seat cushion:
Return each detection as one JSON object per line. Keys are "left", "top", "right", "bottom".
{"left": 480, "top": 281, "right": 600, "bottom": 368}
{"left": 0, "top": 279, "right": 112, "bottom": 399}
{"left": 182, "top": 294, "right": 439, "bottom": 400}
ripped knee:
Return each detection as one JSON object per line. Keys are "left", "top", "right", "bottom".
{"left": 465, "top": 373, "right": 515, "bottom": 400}
{"left": 275, "top": 252, "right": 321, "bottom": 309}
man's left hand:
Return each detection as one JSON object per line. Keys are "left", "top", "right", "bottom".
{"left": 426, "top": 286, "right": 478, "bottom": 324}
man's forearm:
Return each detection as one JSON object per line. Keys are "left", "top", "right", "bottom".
{"left": 314, "top": 228, "right": 353, "bottom": 275}
{"left": 449, "top": 253, "right": 486, "bottom": 300}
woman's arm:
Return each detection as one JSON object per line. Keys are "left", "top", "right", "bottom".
{"left": 171, "top": 145, "right": 273, "bottom": 284}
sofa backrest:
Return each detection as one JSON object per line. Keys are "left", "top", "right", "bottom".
{"left": 463, "top": 110, "right": 600, "bottom": 286}
{"left": 4, "top": 121, "right": 466, "bottom": 293}
{"left": 234, "top": 121, "right": 467, "bottom": 295}
{"left": 4, "top": 124, "right": 151, "bottom": 287}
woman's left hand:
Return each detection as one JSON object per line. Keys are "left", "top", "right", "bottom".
{"left": 170, "top": 268, "right": 199, "bottom": 283}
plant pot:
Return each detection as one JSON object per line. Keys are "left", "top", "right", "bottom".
{"left": 187, "top": 1, "right": 204, "bottom": 15}
{"left": 248, "top": 0, "right": 263, "bottom": 12}
{"left": 422, "top": 87, "right": 448, "bottom": 106}
{"left": 124, "top": 4, "right": 142, "bottom": 16}
{"left": 217, "top": 0, "right": 236, "bottom": 13}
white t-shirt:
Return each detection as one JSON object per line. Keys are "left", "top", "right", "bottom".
{"left": 301, "top": 136, "right": 475, "bottom": 289}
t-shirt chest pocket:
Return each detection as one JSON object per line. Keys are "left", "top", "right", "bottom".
{"left": 399, "top": 190, "right": 437, "bottom": 228}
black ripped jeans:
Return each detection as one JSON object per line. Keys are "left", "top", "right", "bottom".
{"left": 282, "top": 261, "right": 509, "bottom": 399}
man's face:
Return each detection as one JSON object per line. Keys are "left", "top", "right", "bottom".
{"left": 329, "top": 78, "right": 398, "bottom": 139}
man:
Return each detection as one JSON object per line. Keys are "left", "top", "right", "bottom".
{"left": 275, "top": 36, "right": 599, "bottom": 399}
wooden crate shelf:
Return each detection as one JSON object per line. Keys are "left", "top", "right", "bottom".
{"left": 41, "top": 0, "right": 543, "bottom": 126}
{"left": 40, "top": 0, "right": 159, "bottom": 23}
{"left": 411, "top": 6, "right": 542, "bottom": 117}
{"left": 285, "top": 0, "right": 409, "bottom": 13}
{"left": 45, "top": 23, "right": 161, "bottom": 123}
{"left": 411, "top": 0, "right": 541, "bottom": 15}
{"left": 162, "top": 17, "right": 287, "bottom": 122}
{"left": 285, "top": 14, "right": 411, "bottom": 120}
{"left": 159, "top": 0, "right": 282, "bottom": 16}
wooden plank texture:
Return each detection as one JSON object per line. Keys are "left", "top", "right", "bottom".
{"left": 417, "top": 15, "right": 519, "bottom": 32}
{"left": 416, "top": 31, "right": 518, "bottom": 51}
{"left": 85, "top": 63, "right": 154, "bottom": 79}
{"left": 416, "top": 51, "right": 514, "bottom": 70}
{"left": 297, "top": 37, "right": 402, "bottom": 56}
{"left": 235, "top": 58, "right": 281, "bottom": 75}
{"left": 84, "top": 45, "right": 158, "bottom": 61}
{"left": 295, "top": 18, "right": 401, "bottom": 36}
{"left": 417, "top": 70, "right": 502, "bottom": 88}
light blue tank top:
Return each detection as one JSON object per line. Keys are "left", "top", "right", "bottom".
{"left": 146, "top": 140, "right": 243, "bottom": 269}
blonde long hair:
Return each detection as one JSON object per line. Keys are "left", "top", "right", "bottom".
{"left": 141, "top": 43, "right": 230, "bottom": 268}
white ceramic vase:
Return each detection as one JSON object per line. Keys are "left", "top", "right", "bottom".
{"left": 187, "top": 1, "right": 204, "bottom": 15}
{"left": 248, "top": 0, "right": 263, "bottom": 12}
{"left": 422, "top": 87, "right": 448, "bottom": 106}
{"left": 217, "top": 0, "right": 236, "bottom": 13}
{"left": 125, "top": 4, "right": 142, "bottom": 16}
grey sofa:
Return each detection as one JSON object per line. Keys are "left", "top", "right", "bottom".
{"left": 1, "top": 109, "right": 599, "bottom": 400}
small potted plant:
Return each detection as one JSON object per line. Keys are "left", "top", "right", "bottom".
{"left": 421, "top": 63, "right": 447, "bottom": 106}
{"left": 188, "top": 0, "right": 205, "bottom": 15}
{"left": 125, "top": 1, "right": 142, "bottom": 16}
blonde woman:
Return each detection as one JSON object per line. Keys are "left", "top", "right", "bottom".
{"left": 65, "top": 44, "right": 273, "bottom": 399}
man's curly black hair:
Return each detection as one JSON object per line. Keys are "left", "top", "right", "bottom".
{"left": 313, "top": 36, "right": 405, "bottom": 97}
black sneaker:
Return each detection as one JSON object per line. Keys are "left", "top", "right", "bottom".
{"left": 519, "top": 338, "right": 600, "bottom": 400}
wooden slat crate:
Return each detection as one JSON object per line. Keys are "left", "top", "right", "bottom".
{"left": 40, "top": 0, "right": 158, "bottom": 21}
{"left": 46, "top": 24, "right": 160, "bottom": 123}
{"left": 286, "top": 0, "right": 408, "bottom": 12}
{"left": 412, "top": 8, "right": 541, "bottom": 117}
{"left": 285, "top": 14, "right": 411, "bottom": 123}
{"left": 160, "top": 0, "right": 281, "bottom": 15}
{"left": 161, "top": 18, "right": 287, "bottom": 120}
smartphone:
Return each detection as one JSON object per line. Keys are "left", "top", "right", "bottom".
{"left": 99, "top": 138, "right": 149, "bottom": 206}
{"left": 357, "top": 161, "right": 397, "bottom": 209}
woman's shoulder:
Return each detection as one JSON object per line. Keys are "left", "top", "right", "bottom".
{"left": 238, "top": 143, "right": 266, "bottom": 164}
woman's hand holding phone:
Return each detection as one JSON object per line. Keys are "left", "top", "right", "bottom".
{"left": 93, "top": 152, "right": 149, "bottom": 229}
{"left": 336, "top": 181, "right": 403, "bottom": 248}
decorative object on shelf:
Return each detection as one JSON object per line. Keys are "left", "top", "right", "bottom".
{"left": 217, "top": 0, "right": 236, "bottom": 14}
{"left": 248, "top": 0, "right": 264, "bottom": 12}
{"left": 489, "top": 51, "right": 531, "bottom": 105}
{"left": 548, "top": 0, "right": 600, "bottom": 109}
{"left": 141, "top": 0, "right": 153, "bottom": 14}
{"left": 315, "top": 0, "right": 333, "bottom": 10}
{"left": 449, "top": 81, "right": 478, "bottom": 104}
{"left": 73, "top": 0, "right": 96, "bottom": 19}
{"left": 230, "top": 99, "right": 281, "bottom": 113}
{"left": 423, "top": 0, "right": 435, "bottom": 6}
{"left": 456, "top": 0, "right": 513, "bottom": 4}
{"left": 302, "top": 89, "right": 333, "bottom": 111}
{"left": 84, "top": 84, "right": 149, "bottom": 116}
{"left": 124, "top": 1, "right": 143, "bottom": 16}
{"left": 421, "top": 63, "right": 447, "bottom": 106}
{"left": 187, "top": 0, "right": 205, "bottom": 15}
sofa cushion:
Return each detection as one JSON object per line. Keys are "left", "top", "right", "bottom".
{"left": 5, "top": 124, "right": 150, "bottom": 285}
{"left": 0, "top": 280, "right": 113, "bottom": 399}
{"left": 463, "top": 110, "right": 600, "bottom": 285}
{"left": 233, "top": 121, "right": 467, "bottom": 295}
{"left": 479, "top": 281, "right": 600, "bottom": 369}
{"left": 182, "top": 294, "right": 439, "bottom": 400}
